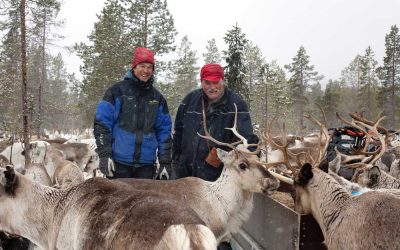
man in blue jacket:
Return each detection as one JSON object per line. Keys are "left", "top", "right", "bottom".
{"left": 94, "top": 47, "right": 172, "bottom": 179}
{"left": 172, "top": 64, "right": 259, "bottom": 182}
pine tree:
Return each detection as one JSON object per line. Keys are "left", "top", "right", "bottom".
{"left": 203, "top": 38, "right": 221, "bottom": 64}
{"left": 223, "top": 23, "right": 249, "bottom": 104}
{"left": 173, "top": 35, "right": 198, "bottom": 96}
{"left": 322, "top": 79, "right": 341, "bottom": 127}
{"left": 123, "top": 0, "right": 177, "bottom": 55}
{"left": 75, "top": 0, "right": 177, "bottom": 126}
{"left": 74, "top": 0, "right": 130, "bottom": 125}
{"left": 42, "top": 53, "right": 73, "bottom": 131}
{"left": 358, "top": 46, "right": 379, "bottom": 119}
{"left": 243, "top": 41, "right": 264, "bottom": 94}
{"left": 377, "top": 25, "right": 400, "bottom": 128}
{"left": 29, "top": 0, "right": 63, "bottom": 137}
{"left": 253, "top": 61, "right": 290, "bottom": 127}
{"left": 0, "top": 0, "right": 22, "bottom": 130}
{"left": 285, "top": 46, "right": 322, "bottom": 131}
{"left": 19, "top": 0, "right": 31, "bottom": 164}
{"left": 340, "top": 55, "right": 362, "bottom": 113}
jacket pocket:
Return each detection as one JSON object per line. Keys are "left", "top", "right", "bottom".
{"left": 119, "top": 95, "right": 138, "bottom": 132}
{"left": 144, "top": 99, "right": 159, "bottom": 133}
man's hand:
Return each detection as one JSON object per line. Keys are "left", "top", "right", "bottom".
{"left": 99, "top": 157, "right": 115, "bottom": 177}
{"left": 157, "top": 163, "right": 174, "bottom": 180}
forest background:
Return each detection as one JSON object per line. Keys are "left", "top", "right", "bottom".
{"left": 1, "top": 0, "right": 400, "bottom": 139}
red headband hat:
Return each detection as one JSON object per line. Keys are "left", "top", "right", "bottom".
{"left": 132, "top": 47, "right": 155, "bottom": 68}
{"left": 200, "top": 64, "right": 224, "bottom": 82}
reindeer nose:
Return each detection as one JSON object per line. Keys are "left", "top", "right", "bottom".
{"left": 262, "top": 177, "right": 280, "bottom": 194}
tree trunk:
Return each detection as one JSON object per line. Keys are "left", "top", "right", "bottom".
{"left": 263, "top": 66, "right": 269, "bottom": 125}
{"left": 38, "top": 12, "right": 47, "bottom": 139}
{"left": 143, "top": 0, "right": 148, "bottom": 47}
{"left": 391, "top": 58, "right": 396, "bottom": 128}
{"left": 19, "top": 0, "right": 31, "bottom": 165}
{"left": 299, "top": 71, "right": 304, "bottom": 132}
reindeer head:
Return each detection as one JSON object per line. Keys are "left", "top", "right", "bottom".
{"left": 351, "top": 166, "right": 381, "bottom": 188}
{"left": 198, "top": 103, "right": 279, "bottom": 195}
{"left": 216, "top": 148, "right": 279, "bottom": 194}
{"left": 21, "top": 141, "right": 50, "bottom": 164}
{"left": 335, "top": 111, "right": 387, "bottom": 187}
{"left": 292, "top": 163, "right": 314, "bottom": 214}
{"left": 0, "top": 165, "right": 18, "bottom": 196}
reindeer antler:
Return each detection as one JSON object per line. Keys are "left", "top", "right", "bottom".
{"left": 304, "top": 104, "right": 331, "bottom": 166}
{"left": 262, "top": 119, "right": 298, "bottom": 174}
{"left": 197, "top": 103, "right": 260, "bottom": 155}
{"left": 336, "top": 112, "right": 386, "bottom": 168}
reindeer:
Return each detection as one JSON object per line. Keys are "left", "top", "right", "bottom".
{"left": 389, "top": 159, "right": 400, "bottom": 179}
{"left": 334, "top": 112, "right": 400, "bottom": 190}
{"left": 0, "top": 165, "right": 217, "bottom": 250}
{"left": 48, "top": 142, "right": 97, "bottom": 171}
{"left": 117, "top": 104, "right": 280, "bottom": 243}
{"left": 0, "top": 141, "right": 49, "bottom": 169}
{"left": 24, "top": 163, "right": 52, "bottom": 186}
{"left": 328, "top": 154, "right": 400, "bottom": 198}
{"left": 0, "top": 155, "right": 10, "bottom": 167}
{"left": 292, "top": 161, "right": 400, "bottom": 250}
{"left": 352, "top": 165, "right": 400, "bottom": 189}
{"left": 29, "top": 144, "right": 85, "bottom": 188}
{"left": 271, "top": 114, "right": 400, "bottom": 250}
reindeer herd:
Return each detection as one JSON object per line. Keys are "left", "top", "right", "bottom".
{"left": 0, "top": 107, "right": 400, "bottom": 249}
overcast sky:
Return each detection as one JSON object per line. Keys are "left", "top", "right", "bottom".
{"left": 56, "top": 0, "right": 400, "bottom": 84}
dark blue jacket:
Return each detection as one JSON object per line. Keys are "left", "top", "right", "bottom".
{"left": 172, "top": 89, "right": 259, "bottom": 181}
{"left": 94, "top": 70, "right": 172, "bottom": 166}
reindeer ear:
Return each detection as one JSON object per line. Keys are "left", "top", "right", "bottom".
{"left": 296, "top": 163, "right": 313, "bottom": 185}
{"left": 368, "top": 166, "right": 381, "bottom": 185}
{"left": 318, "top": 158, "right": 329, "bottom": 173}
{"left": 216, "top": 148, "right": 229, "bottom": 161}
{"left": 3, "top": 166, "right": 18, "bottom": 195}
{"left": 329, "top": 155, "right": 341, "bottom": 173}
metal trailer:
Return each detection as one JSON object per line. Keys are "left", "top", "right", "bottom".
{"left": 231, "top": 193, "right": 326, "bottom": 250}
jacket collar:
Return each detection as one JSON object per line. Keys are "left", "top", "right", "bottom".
{"left": 202, "top": 89, "right": 228, "bottom": 113}
{"left": 124, "top": 69, "right": 154, "bottom": 89}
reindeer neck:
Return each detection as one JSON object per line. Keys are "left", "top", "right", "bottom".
{"left": 376, "top": 172, "right": 400, "bottom": 189}
{"left": 6, "top": 175, "right": 66, "bottom": 249}
{"left": 209, "top": 166, "right": 247, "bottom": 201}
{"left": 308, "top": 170, "right": 351, "bottom": 236}
{"left": 208, "top": 166, "right": 253, "bottom": 226}
{"left": 209, "top": 167, "right": 253, "bottom": 216}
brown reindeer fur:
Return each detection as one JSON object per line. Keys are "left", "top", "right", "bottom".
{"left": 42, "top": 138, "right": 68, "bottom": 144}
{"left": 24, "top": 163, "right": 52, "bottom": 186}
{"left": 41, "top": 147, "right": 85, "bottom": 188}
{"left": 53, "top": 161, "right": 84, "bottom": 189}
{"left": 116, "top": 148, "right": 280, "bottom": 242}
{"left": 51, "top": 143, "right": 93, "bottom": 170}
{"left": 0, "top": 166, "right": 216, "bottom": 250}
{"left": 352, "top": 165, "right": 400, "bottom": 189}
{"left": 293, "top": 163, "right": 400, "bottom": 250}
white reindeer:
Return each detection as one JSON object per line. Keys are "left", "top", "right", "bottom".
{"left": 117, "top": 106, "right": 280, "bottom": 243}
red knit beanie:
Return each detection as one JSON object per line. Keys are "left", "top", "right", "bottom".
{"left": 132, "top": 47, "right": 155, "bottom": 68}
{"left": 200, "top": 64, "right": 224, "bottom": 82}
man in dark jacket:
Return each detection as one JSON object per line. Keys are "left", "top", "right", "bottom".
{"left": 172, "top": 63, "right": 259, "bottom": 182}
{"left": 94, "top": 47, "right": 172, "bottom": 179}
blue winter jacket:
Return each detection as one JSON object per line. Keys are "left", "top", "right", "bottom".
{"left": 94, "top": 70, "right": 172, "bottom": 166}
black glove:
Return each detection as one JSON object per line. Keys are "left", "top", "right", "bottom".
{"left": 157, "top": 163, "right": 174, "bottom": 180}
{"left": 99, "top": 157, "right": 115, "bottom": 177}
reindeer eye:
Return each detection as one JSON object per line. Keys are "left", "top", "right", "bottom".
{"left": 239, "top": 162, "right": 248, "bottom": 170}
